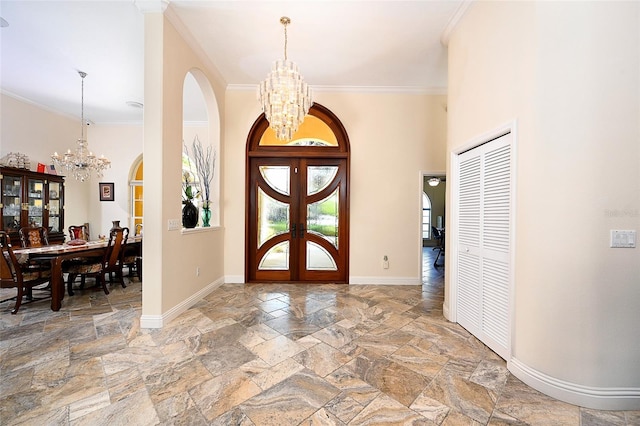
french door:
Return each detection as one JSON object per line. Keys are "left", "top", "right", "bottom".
{"left": 247, "top": 157, "right": 349, "bottom": 282}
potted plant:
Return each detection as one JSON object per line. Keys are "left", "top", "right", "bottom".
{"left": 182, "top": 169, "right": 199, "bottom": 228}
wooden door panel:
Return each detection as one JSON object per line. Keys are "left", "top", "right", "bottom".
{"left": 248, "top": 157, "right": 348, "bottom": 283}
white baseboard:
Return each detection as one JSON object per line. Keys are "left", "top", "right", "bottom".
{"left": 140, "top": 277, "right": 224, "bottom": 329}
{"left": 349, "top": 276, "right": 421, "bottom": 285}
{"left": 220, "top": 276, "right": 422, "bottom": 286}
{"left": 224, "top": 275, "right": 245, "bottom": 284}
{"left": 508, "top": 357, "right": 640, "bottom": 410}
{"left": 442, "top": 303, "right": 451, "bottom": 321}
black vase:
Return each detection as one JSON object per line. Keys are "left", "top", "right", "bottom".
{"left": 182, "top": 200, "right": 198, "bottom": 228}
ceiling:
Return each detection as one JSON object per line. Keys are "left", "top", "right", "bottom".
{"left": 0, "top": 0, "right": 465, "bottom": 124}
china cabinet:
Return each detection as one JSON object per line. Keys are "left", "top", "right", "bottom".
{"left": 0, "top": 167, "right": 65, "bottom": 245}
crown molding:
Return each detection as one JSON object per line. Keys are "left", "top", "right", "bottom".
{"left": 441, "top": 0, "right": 473, "bottom": 46}
{"left": 2, "top": 89, "right": 78, "bottom": 122}
{"left": 134, "top": 0, "right": 169, "bottom": 14}
{"left": 227, "top": 84, "right": 447, "bottom": 95}
{"left": 163, "top": 4, "right": 228, "bottom": 88}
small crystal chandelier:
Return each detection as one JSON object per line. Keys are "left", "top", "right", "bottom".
{"left": 51, "top": 71, "right": 110, "bottom": 182}
{"left": 258, "top": 16, "right": 313, "bottom": 141}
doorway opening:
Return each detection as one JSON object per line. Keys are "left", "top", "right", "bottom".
{"left": 421, "top": 172, "right": 446, "bottom": 285}
{"left": 245, "top": 104, "right": 350, "bottom": 283}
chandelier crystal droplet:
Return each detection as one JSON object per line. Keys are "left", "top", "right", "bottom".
{"left": 258, "top": 16, "right": 313, "bottom": 141}
{"left": 51, "top": 71, "right": 111, "bottom": 182}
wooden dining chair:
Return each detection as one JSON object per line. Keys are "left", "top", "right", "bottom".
{"left": 431, "top": 226, "right": 444, "bottom": 267}
{"left": 121, "top": 223, "right": 142, "bottom": 281}
{"left": 66, "top": 227, "right": 129, "bottom": 296}
{"left": 18, "top": 226, "right": 50, "bottom": 248}
{"left": 0, "top": 231, "right": 52, "bottom": 314}
{"left": 18, "top": 226, "right": 53, "bottom": 273}
{"left": 68, "top": 224, "right": 90, "bottom": 242}
{"left": 64, "top": 224, "right": 93, "bottom": 291}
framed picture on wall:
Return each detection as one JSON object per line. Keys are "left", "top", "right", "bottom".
{"left": 99, "top": 182, "right": 114, "bottom": 201}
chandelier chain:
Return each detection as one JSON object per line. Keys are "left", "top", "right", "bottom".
{"left": 80, "top": 71, "right": 85, "bottom": 141}
{"left": 51, "top": 71, "right": 111, "bottom": 181}
{"left": 282, "top": 18, "right": 288, "bottom": 60}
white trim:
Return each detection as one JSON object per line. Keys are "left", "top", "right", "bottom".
{"left": 509, "top": 357, "right": 640, "bottom": 410}
{"left": 133, "top": 0, "right": 169, "bottom": 14}
{"left": 442, "top": 303, "right": 451, "bottom": 321}
{"left": 440, "top": 0, "right": 474, "bottom": 46}
{"left": 181, "top": 226, "right": 222, "bottom": 235}
{"left": 349, "top": 276, "right": 421, "bottom": 285}
{"left": 224, "top": 275, "right": 245, "bottom": 284}
{"left": 140, "top": 277, "right": 224, "bottom": 328}
{"left": 227, "top": 84, "right": 447, "bottom": 95}
{"left": 2, "top": 89, "right": 78, "bottom": 121}
{"left": 447, "top": 121, "right": 518, "bottom": 323}
{"left": 138, "top": 314, "right": 163, "bottom": 329}
{"left": 448, "top": 120, "right": 517, "bottom": 360}
{"left": 419, "top": 170, "right": 446, "bottom": 284}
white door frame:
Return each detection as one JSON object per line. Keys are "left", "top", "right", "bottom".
{"left": 445, "top": 121, "right": 517, "bottom": 359}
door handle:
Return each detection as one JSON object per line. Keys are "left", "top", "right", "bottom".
{"left": 291, "top": 223, "right": 297, "bottom": 239}
{"left": 299, "top": 223, "right": 305, "bottom": 239}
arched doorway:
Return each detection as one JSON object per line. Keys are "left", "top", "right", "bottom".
{"left": 246, "top": 104, "right": 350, "bottom": 283}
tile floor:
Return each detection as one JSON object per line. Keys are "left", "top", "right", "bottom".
{"left": 0, "top": 251, "right": 638, "bottom": 425}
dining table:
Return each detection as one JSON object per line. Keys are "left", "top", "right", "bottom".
{"left": 13, "top": 236, "right": 142, "bottom": 311}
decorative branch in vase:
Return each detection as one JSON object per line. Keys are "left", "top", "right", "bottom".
{"left": 190, "top": 135, "right": 216, "bottom": 227}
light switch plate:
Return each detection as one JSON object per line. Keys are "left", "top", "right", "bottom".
{"left": 168, "top": 219, "right": 181, "bottom": 231}
{"left": 610, "top": 230, "right": 636, "bottom": 248}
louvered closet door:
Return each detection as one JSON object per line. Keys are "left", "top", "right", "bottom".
{"left": 456, "top": 132, "right": 512, "bottom": 360}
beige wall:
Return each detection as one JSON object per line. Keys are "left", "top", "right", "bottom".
{"left": 85, "top": 124, "right": 142, "bottom": 236}
{"left": 0, "top": 96, "right": 146, "bottom": 240}
{"left": 224, "top": 90, "right": 447, "bottom": 283}
{"left": 447, "top": 0, "right": 639, "bottom": 409}
{"left": 140, "top": 13, "right": 226, "bottom": 322}
{"left": 0, "top": 93, "right": 92, "bottom": 234}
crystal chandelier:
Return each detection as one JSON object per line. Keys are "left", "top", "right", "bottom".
{"left": 258, "top": 16, "right": 313, "bottom": 141}
{"left": 51, "top": 71, "right": 110, "bottom": 182}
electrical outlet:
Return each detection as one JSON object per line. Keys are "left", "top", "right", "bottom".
{"left": 383, "top": 255, "right": 389, "bottom": 269}
{"left": 168, "top": 219, "right": 181, "bottom": 230}
{"left": 196, "top": 266, "right": 200, "bottom": 276}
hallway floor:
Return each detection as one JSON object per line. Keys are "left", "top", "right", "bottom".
{"left": 1, "top": 268, "right": 638, "bottom": 425}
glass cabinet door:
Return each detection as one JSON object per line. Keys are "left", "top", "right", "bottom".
{"left": 27, "top": 177, "right": 45, "bottom": 227}
{"left": 48, "top": 181, "right": 62, "bottom": 233}
{"left": 1, "top": 175, "right": 22, "bottom": 232}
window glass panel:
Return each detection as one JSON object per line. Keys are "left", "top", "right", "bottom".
{"left": 288, "top": 139, "right": 332, "bottom": 147}
{"left": 307, "top": 166, "right": 338, "bottom": 196}
{"left": 258, "top": 188, "right": 290, "bottom": 247}
{"left": 259, "top": 241, "right": 290, "bottom": 270}
{"left": 130, "top": 160, "right": 143, "bottom": 231}
{"left": 259, "top": 166, "right": 290, "bottom": 196}
{"left": 48, "top": 181, "right": 61, "bottom": 232}
{"left": 307, "top": 188, "right": 339, "bottom": 249}
{"left": 28, "top": 179, "right": 44, "bottom": 227}
{"left": 422, "top": 193, "right": 431, "bottom": 239}
{"left": 259, "top": 115, "right": 338, "bottom": 146}
{"left": 306, "top": 241, "right": 337, "bottom": 271}
{"left": 2, "top": 176, "right": 22, "bottom": 230}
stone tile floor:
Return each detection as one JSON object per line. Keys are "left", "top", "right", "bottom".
{"left": 0, "top": 255, "right": 638, "bottom": 425}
